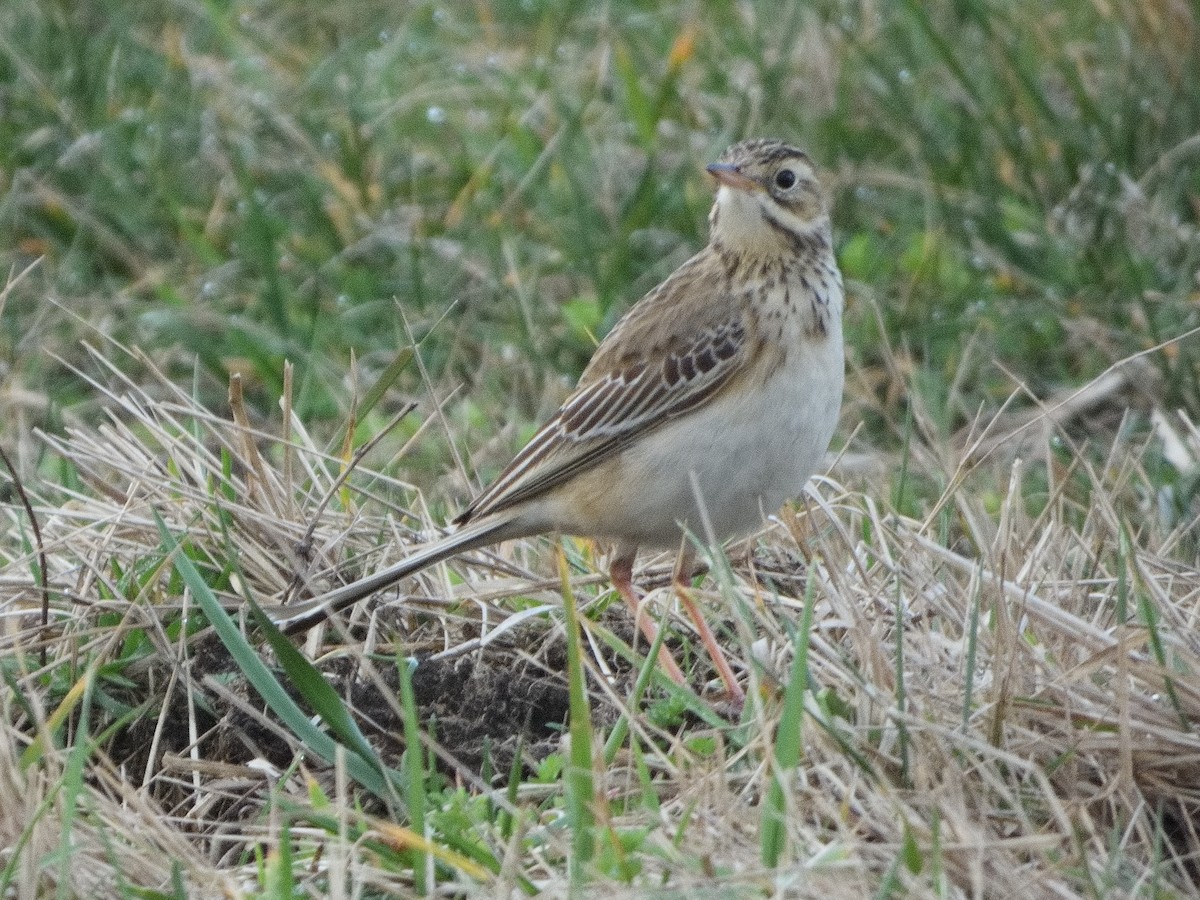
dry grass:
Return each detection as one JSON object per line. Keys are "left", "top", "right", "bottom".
{"left": 2, "top": 336, "right": 1200, "bottom": 896}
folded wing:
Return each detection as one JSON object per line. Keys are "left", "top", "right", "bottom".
{"left": 457, "top": 285, "right": 749, "bottom": 523}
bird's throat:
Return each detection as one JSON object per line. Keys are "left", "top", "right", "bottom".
{"left": 709, "top": 186, "right": 827, "bottom": 263}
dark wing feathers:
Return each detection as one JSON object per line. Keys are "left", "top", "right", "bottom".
{"left": 456, "top": 258, "right": 748, "bottom": 523}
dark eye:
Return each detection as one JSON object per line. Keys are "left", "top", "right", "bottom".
{"left": 774, "top": 168, "right": 796, "bottom": 189}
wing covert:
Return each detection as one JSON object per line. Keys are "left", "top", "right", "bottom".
{"left": 457, "top": 315, "right": 749, "bottom": 522}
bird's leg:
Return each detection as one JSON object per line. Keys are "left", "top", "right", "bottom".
{"left": 673, "top": 544, "right": 746, "bottom": 707}
{"left": 609, "top": 548, "right": 688, "bottom": 687}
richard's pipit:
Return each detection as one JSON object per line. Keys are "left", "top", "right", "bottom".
{"left": 278, "top": 139, "right": 845, "bottom": 706}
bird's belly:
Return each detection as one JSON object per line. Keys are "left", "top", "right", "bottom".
{"left": 546, "top": 336, "right": 844, "bottom": 549}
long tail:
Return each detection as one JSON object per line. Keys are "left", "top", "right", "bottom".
{"left": 273, "top": 516, "right": 518, "bottom": 635}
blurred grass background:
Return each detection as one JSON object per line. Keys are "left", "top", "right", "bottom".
{"left": 2, "top": 0, "right": 1198, "bottom": 511}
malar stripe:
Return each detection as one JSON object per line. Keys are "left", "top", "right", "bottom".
{"left": 760, "top": 208, "right": 809, "bottom": 253}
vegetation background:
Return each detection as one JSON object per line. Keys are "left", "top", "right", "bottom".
{"left": 2, "top": 0, "right": 1199, "bottom": 896}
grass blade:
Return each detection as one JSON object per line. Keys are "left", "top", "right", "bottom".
{"left": 154, "top": 510, "right": 400, "bottom": 803}
{"left": 557, "top": 544, "right": 596, "bottom": 883}
{"left": 761, "top": 568, "right": 816, "bottom": 867}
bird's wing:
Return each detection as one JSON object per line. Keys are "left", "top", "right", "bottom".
{"left": 457, "top": 255, "right": 754, "bottom": 523}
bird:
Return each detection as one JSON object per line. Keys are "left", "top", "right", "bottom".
{"left": 275, "top": 138, "right": 845, "bottom": 706}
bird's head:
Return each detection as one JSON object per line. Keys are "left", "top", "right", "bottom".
{"left": 706, "top": 138, "right": 830, "bottom": 258}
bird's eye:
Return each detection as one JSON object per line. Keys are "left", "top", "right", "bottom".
{"left": 774, "top": 168, "right": 797, "bottom": 189}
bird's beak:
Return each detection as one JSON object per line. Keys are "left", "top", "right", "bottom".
{"left": 706, "top": 162, "right": 761, "bottom": 193}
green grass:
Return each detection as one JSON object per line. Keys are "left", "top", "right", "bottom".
{"left": 5, "top": 0, "right": 1197, "bottom": 460}
{"left": 3, "top": 0, "right": 1200, "bottom": 895}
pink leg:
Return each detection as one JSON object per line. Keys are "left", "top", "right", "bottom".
{"left": 673, "top": 545, "right": 745, "bottom": 706}
{"left": 610, "top": 548, "right": 688, "bottom": 687}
